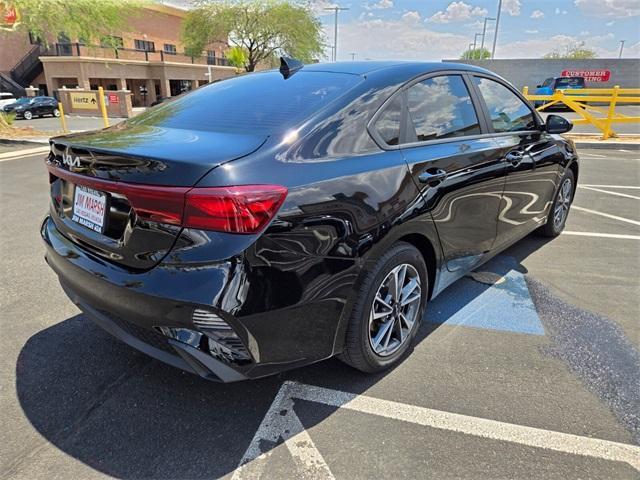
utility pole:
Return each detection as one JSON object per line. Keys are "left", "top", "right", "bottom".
{"left": 491, "top": 0, "right": 502, "bottom": 59}
{"left": 325, "top": 6, "right": 349, "bottom": 61}
{"left": 618, "top": 40, "right": 625, "bottom": 58}
{"left": 467, "top": 42, "right": 474, "bottom": 60}
{"left": 480, "top": 17, "right": 496, "bottom": 53}
{"left": 350, "top": 52, "right": 356, "bottom": 61}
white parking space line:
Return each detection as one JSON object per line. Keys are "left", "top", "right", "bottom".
{"left": 563, "top": 231, "right": 640, "bottom": 240}
{"left": 0, "top": 146, "right": 49, "bottom": 162}
{"left": 578, "top": 186, "right": 640, "bottom": 200}
{"left": 580, "top": 153, "right": 606, "bottom": 158}
{"left": 232, "top": 381, "right": 640, "bottom": 478}
{"left": 572, "top": 206, "right": 640, "bottom": 227}
{"left": 579, "top": 185, "right": 640, "bottom": 190}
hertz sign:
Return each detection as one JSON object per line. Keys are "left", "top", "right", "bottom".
{"left": 70, "top": 92, "right": 99, "bottom": 110}
{"left": 561, "top": 69, "right": 611, "bottom": 83}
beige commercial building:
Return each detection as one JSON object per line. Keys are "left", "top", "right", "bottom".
{"left": 0, "top": 4, "right": 236, "bottom": 108}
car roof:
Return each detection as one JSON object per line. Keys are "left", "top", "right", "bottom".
{"left": 301, "top": 61, "right": 495, "bottom": 77}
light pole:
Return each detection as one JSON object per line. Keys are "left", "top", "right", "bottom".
{"left": 618, "top": 40, "right": 625, "bottom": 58}
{"left": 480, "top": 17, "right": 496, "bottom": 53}
{"left": 324, "top": 6, "right": 349, "bottom": 61}
{"left": 491, "top": 0, "right": 502, "bottom": 59}
{"left": 350, "top": 52, "right": 356, "bottom": 60}
{"left": 473, "top": 33, "right": 483, "bottom": 59}
{"left": 467, "top": 42, "right": 474, "bottom": 60}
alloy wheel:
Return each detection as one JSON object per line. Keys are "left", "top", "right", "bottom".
{"left": 368, "top": 263, "right": 421, "bottom": 357}
{"left": 553, "top": 177, "right": 572, "bottom": 229}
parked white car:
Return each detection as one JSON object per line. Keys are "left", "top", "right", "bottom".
{"left": 0, "top": 92, "right": 17, "bottom": 111}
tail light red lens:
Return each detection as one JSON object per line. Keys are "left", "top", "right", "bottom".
{"left": 47, "top": 162, "right": 287, "bottom": 234}
{"left": 184, "top": 185, "right": 288, "bottom": 233}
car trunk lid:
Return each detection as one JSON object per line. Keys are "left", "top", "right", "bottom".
{"left": 47, "top": 126, "right": 268, "bottom": 270}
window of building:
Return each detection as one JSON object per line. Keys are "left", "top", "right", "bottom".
{"left": 134, "top": 39, "right": 155, "bottom": 52}
{"left": 207, "top": 50, "right": 216, "bottom": 65}
{"left": 164, "top": 44, "right": 177, "bottom": 55}
{"left": 473, "top": 76, "right": 536, "bottom": 133}
{"left": 406, "top": 75, "right": 481, "bottom": 142}
{"left": 101, "top": 36, "right": 123, "bottom": 48}
{"left": 57, "top": 33, "right": 72, "bottom": 55}
{"left": 374, "top": 95, "right": 402, "bottom": 146}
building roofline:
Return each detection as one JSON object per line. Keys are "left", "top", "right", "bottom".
{"left": 145, "top": 3, "right": 188, "bottom": 19}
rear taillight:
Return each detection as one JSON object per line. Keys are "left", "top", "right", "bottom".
{"left": 47, "top": 162, "right": 287, "bottom": 234}
{"left": 184, "top": 185, "right": 288, "bottom": 233}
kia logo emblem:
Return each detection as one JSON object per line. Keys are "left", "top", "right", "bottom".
{"left": 63, "top": 151, "right": 81, "bottom": 168}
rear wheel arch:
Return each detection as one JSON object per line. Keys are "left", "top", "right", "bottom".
{"left": 397, "top": 233, "right": 437, "bottom": 301}
{"left": 567, "top": 160, "right": 579, "bottom": 192}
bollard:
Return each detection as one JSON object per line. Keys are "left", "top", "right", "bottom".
{"left": 57, "top": 102, "right": 68, "bottom": 133}
{"left": 603, "top": 85, "right": 619, "bottom": 140}
{"left": 98, "top": 86, "right": 109, "bottom": 128}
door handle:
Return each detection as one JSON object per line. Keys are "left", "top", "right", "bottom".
{"left": 504, "top": 150, "right": 524, "bottom": 166}
{"left": 418, "top": 168, "right": 448, "bottom": 185}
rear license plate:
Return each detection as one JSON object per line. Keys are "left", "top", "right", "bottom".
{"left": 72, "top": 185, "right": 107, "bottom": 233}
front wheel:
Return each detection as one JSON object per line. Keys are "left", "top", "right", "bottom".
{"left": 539, "top": 169, "right": 575, "bottom": 237}
{"left": 23, "top": 110, "right": 33, "bottom": 120}
{"left": 53, "top": 108, "right": 60, "bottom": 117}
{"left": 339, "top": 242, "right": 428, "bottom": 373}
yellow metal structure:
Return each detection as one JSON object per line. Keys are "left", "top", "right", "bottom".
{"left": 57, "top": 102, "right": 68, "bottom": 133}
{"left": 522, "top": 86, "right": 640, "bottom": 140}
{"left": 97, "top": 86, "right": 109, "bottom": 129}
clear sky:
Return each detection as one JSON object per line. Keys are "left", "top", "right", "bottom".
{"left": 311, "top": 0, "right": 640, "bottom": 60}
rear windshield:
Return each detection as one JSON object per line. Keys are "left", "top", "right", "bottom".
{"left": 555, "top": 77, "right": 584, "bottom": 88}
{"left": 128, "top": 71, "right": 362, "bottom": 134}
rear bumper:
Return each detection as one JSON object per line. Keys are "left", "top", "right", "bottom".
{"left": 41, "top": 215, "right": 349, "bottom": 381}
{"left": 61, "top": 285, "right": 248, "bottom": 382}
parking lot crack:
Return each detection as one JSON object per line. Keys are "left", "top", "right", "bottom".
{"left": 527, "top": 277, "right": 640, "bottom": 444}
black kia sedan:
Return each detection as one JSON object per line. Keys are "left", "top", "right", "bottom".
{"left": 42, "top": 61, "right": 577, "bottom": 382}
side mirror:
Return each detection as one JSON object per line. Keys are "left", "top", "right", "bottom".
{"left": 545, "top": 114, "right": 573, "bottom": 134}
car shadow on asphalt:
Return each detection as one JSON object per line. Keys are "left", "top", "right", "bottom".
{"left": 14, "top": 236, "right": 553, "bottom": 479}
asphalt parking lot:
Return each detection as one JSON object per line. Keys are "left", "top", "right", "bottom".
{"left": 0, "top": 145, "right": 638, "bottom": 479}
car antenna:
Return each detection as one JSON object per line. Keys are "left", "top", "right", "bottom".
{"left": 279, "top": 56, "right": 303, "bottom": 79}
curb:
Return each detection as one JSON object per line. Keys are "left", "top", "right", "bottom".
{"left": 574, "top": 142, "right": 640, "bottom": 151}
{"left": 0, "top": 137, "right": 50, "bottom": 145}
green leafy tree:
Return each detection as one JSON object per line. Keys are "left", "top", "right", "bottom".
{"left": 543, "top": 42, "right": 597, "bottom": 59}
{"left": 225, "top": 46, "right": 247, "bottom": 69}
{"left": 1, "top": 0, "right": 143, "bottom": 47}
{"left": 182, "top": 0, "right": 323, "bottom": 72}
{"left": 460, "top": 47, "right": 491, "bottom": 60}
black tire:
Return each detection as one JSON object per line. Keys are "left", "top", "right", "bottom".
{"left": 53, "top": 108, "right": 60, "bottom": 117}
{"left": 23, "top": 110, "right": 33, "bottom": 120}
{"left": 339, "top": 242, "right": 428, "bottom": 373}
{"left": 539, "top": 169, "right": 575, "bottom": 237}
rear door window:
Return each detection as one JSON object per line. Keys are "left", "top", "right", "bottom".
{"left": 405, "top": 75, "right": 481, "bottom": 142}
{"left": 473, "top": 77, "right": 536, "bottom": 133}
{"left": 373, "top": 94, "right": 402, "bottom": 145}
